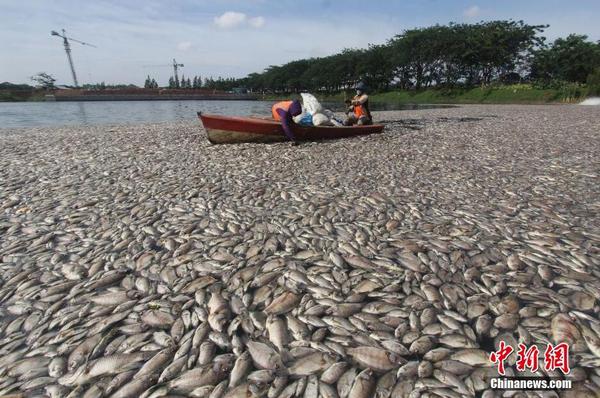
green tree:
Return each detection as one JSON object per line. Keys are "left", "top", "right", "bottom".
{"left": 386, "top": 21, "right": 544, "bottom": 89}
{"left": 357, "top": 44, "right": 395, "bottom": 90}
{"left": 30, "top": 72, "right": 56, "bottom": 90}
{"left": 204, "top": 77, "right": 215, "bottom": 89}
{"left": 531, "top": 34, "right": 600, "bottom": 83}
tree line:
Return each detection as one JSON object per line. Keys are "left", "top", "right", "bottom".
{"left": 226, "top": 20, "right": 599, "bottom": 93}
{"left": 144, "top": 75, "right": 240, "bottom": 90}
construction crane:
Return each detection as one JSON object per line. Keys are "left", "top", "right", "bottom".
{"left": 51, "top": 29, "right": 97, "bottom": 87}
{"left": 143, "top": 59, "right": 184, "bottom": 84}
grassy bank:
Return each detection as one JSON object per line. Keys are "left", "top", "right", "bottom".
{"left": 0, "top": 91, "right": 46, "bottom": 102}
{"left": 259, "top": 84, "right": 590, "bottom": 104}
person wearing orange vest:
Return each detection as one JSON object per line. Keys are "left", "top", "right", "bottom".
{"left": 344, "top": 82, "right": 372, "bottom": 126}
{"left": 272, "top": 99, "right": 302, "bottom": 142}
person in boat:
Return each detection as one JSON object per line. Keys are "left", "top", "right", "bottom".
{"left": 344, "top": 82, "right": 372, "bottom": 126}
{"left": 272, "top": 99, "right": 302, "bottom": 142}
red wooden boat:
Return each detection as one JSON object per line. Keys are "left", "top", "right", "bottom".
{"left": 198, "top": 112, "right": 384, "bottom": 144}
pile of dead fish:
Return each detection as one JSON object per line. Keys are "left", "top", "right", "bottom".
{"left": 0, "top": 105, "right": 599, "bottom": 397}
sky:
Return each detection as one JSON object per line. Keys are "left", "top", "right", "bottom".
{"left": 1, "top": 0, "right": 599, "bottom": 86}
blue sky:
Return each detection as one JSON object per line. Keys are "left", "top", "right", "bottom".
{"left": 1, "top": 0, "right": 599, "bottom": 86}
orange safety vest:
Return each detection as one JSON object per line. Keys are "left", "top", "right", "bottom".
{"left": 272, "top": 101, "right": 293, "bottom": 121}
{"left": 352, "top": 96, "right": 371, "bottom": 119}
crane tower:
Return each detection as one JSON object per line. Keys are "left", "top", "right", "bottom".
{"left": 51, "top": 29, "right": 97, "bottom": 87}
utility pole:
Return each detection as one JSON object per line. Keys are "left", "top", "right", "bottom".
{"left": 51, "top": 29, "right": 96, "bottom": 87}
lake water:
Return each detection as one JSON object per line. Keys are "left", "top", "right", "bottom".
{"left": 0, "top": 100, "right": 453, "bottom": 128}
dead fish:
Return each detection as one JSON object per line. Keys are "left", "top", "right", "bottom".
{"left": 264, "top": 292, "right": 301, "bottom": 315}
{"left": 348, "top": 368, "right": 376, "bottom": 398}
{"left": 68, "top": 333, "right": 103, "bottom": 370}
{"left": 48, "top": 357, "right": 67, "bottom": 378}
{"left": 229, "top": 351, "right": 252, "bottom": 388}
{"left": 433, "top": 369, "right": 472, "bottom": 396}
{"left": 320, "top": 362, "right": 349, "bottom": 384}
{"left": 266, "top": 315, "right": 288, "bottom": 353}
{"left": 59, "top": 352, "right": 154, "bottom": 386}
{"left": 246, "top": 341, "right": 285, "bottom": 371}
{"left": 450, "top": 349, "right": 493, "bottom": 367}
{"left": 579, "top": 323, "right": 600, "bottom": 358}
{"left": 141, "top": 310, "right": 175, "bottom": 329}
{"left": 168, "top": 363, "right": 230, "bottom": 394}
{"left": 288, "top": 352, "right": 336, "bottom": 376}
{"left": 157, "top": 356, "right": 187, "bottom": 383}
{"left": 551, "top": 313, "right": 581, "bottom": 345}
{"left": 347, "top": 346, "right": 400, "bottom": 372}
{"left": 134, "top": 347, "right": 176, "bottom": 381}
{"left": 337, "top": 367, "right": 357, "bottom": 398}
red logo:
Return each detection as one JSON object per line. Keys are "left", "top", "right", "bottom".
{"left": 544, "top": 343, "right": 570, "bottom": 374}
{"left": 516, "top": 343, "right": 540, "bottom": 372}
{"left": 490, "top": 342, "right": 570, "bottom": 375}
{"left": 489, "top": 340, "right": 514, "bottom": 375}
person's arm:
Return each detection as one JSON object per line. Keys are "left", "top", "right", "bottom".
{"left": 351, "top": 94, "right": 368, "bottom": 105}
{"left": 276, "top": 108, "right": 296, "bottom": 141}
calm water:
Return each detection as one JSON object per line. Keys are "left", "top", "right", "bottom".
{"left": 0, "top": 100, "right": 452, "bottom": 128}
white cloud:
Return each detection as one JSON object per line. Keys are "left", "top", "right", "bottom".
{"left": 248, "top": 16, "right": 265, "bottom": 28}
{"left": 177, "top": 41, "right": 192, "bottom": 51}
{"left": 213, "top": 11, "right": 265, "bottom": 29}
{"left": 214, "top": 11, "right": 246, "bottom": 29}
{"left": 463, "top": 5, "right": 481, "bottom": 18}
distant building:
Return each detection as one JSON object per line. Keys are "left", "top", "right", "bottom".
{"left": 231, "top": 87, "right": 248, "bottom": 94}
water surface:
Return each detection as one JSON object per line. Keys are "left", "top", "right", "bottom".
{"left": 0, "top": 100, "right": 453, "bottom": 128}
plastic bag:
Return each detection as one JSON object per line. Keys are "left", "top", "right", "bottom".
{"left": 294, "top": 94, "right": 343, "bottom": 127}
{"left": 312, "top": 113, "right": 333, "bottom": 126}
{"left": 323, "top": 109, "right": 335, "bottom": 118}
{"left": 300, "top": 93, "right": 323, "bottom": 115}
{"left": 294, "top": 113, "right": 313, "bottom": 126}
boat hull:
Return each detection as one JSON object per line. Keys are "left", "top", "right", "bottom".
{"left": 198, "top": 112, "right": 384, "bottom": 144}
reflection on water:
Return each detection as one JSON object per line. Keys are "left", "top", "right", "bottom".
{"left": 0, "top": 100, "right": 454, "bottom": 129}
{"left": 76, "top": 102, "right": 89, "bottom": 125}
